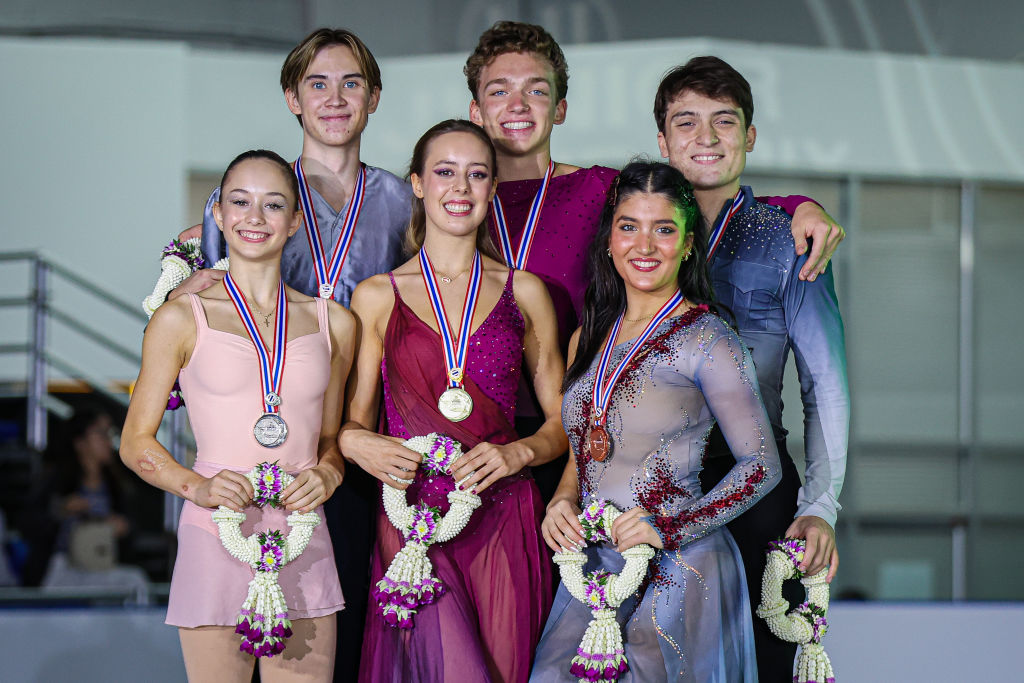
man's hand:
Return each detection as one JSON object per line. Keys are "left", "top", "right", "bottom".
{"left": 340, "top": 430, "right": 421, "bottom": 490}
{"left": 166, "top": 268, "right": 225, "bottom": 301}
{"left": 280, "top": 464, "right": 343, "bottom": 512}
{"left": 785, "top": 515, "right": 838, "bottom": 581}
{"left": 541, "top": 497, "right": 584, "bottom": 553}
{"left": 791, "top": 203, "right": 845, "bottom": 281}
{"left": 610, "top": 506, "right": 664, "bottom": 552}
{"left": 451, "top": 441, "right": 533, "bottom": 493}
{"left": 177, "top": 224, "right": 203, "bottom": 242}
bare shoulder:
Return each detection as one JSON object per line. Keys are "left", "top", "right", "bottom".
{"left": 350, "top": 273, "right": 395, "bottom": 320}
{"left": 554, "top": 162, "right": 583, "bottom": 177}
{"left": 510, "top": 267, "right": 549, "bottom": 300}
{"left": 325, "top": 298, "right": 356, "bottom": 334}
{"left": 284, "top": 285, "right": 315, "bottom": 305}
{"left": 147, "top": 294, "right": 194, "bottom": 336}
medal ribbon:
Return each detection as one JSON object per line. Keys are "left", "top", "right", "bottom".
{"left": 706, "top": 189, "right": 745, "bottom": 261}
{"left": 418, "top": 249, "right": 483, "bottom": 389}
{"left": 294, "top": 157, "right": 366, "bottom": 299}
{"left": 489, "top": 161, "right": 555, "bottom": 270}
{"left": 591, "top": 290, "right": 686, "bottom": 427}
{"left": 223, "top": 273, "right": 288, "bottom": 414}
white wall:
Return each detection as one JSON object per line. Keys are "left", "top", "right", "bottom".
{"left": 2, "top": 35, "right": 1023, "bottom": 384}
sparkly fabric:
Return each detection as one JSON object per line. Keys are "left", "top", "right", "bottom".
{"left": 201, "top": 164, "right": 411, "bottom": 308}
{"left": 531, "top": 310, "right": 780, "bottom": 682}
{"left": 360, "top": 269, "right": 552, "bottom": 683}
{"left": 708, "top": 185, "right": 848, "bottom": 527}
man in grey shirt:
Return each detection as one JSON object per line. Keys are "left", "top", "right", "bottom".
{"left": 164, "top": 28, "right": 410, "bottom": 681}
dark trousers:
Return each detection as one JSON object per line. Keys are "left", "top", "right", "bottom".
{"left": 323, "top": 465, "right": 377, "bottom": 682}
{"left": 700, "top": 429, "right": 802, "bottom": 683}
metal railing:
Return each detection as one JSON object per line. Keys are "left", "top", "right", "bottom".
{"left": 0, "top": 251, "right": 191, "bottom": 530}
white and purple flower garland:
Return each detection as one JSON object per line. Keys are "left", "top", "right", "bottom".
{"left": 211, "top": 462, "right": 320, "bottom": 658}
{"left": 554, "top": 499, "right": 655, "bottom": 683}
{"left": 142, "top": 237, "right": 228, "bottom": 410}
{"left": 756, "top": 538, "right": 835, "bottom": 683}
{"left": 374, "top": 433, "right": 482, "bottom": 628}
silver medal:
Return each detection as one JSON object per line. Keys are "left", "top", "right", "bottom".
{"left": 253, "top": 413, "right": 288, "bottom": 448}
{"left": 437, "top": 387, "right": 473, "bottom": 422}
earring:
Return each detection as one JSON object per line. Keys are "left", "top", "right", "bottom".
{"left": 606, "top": 248, "right": 612, "bottom": 257}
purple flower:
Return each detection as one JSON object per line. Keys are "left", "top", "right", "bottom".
{"left": 407, "top": 504, "right": 440, "bottom": 543}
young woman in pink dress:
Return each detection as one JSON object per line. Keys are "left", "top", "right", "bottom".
{"left": 121, "top": 150, "right": 355, "bottom": 681}
{"left": 340, "top": 119, "right": 566, "bottom": 683}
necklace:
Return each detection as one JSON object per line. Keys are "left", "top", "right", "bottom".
{"left": 623, "top": 311, "right": 657, "bottom": 323}
{"left": 435, "top": 267, "right": 469, "bottom": 285}
{"left": 250, "top": 304, "right": 277, "bottom": 327}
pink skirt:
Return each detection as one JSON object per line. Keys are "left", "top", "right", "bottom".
{"left": 166, "top": 461, "right": 344, "bottom": 628}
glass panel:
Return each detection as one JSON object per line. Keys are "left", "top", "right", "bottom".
{"left": 975, "top": 185, "right": 1024, "bottom": 447}
{"left": 849, "top": 181, "right": 960, "bottom": 444}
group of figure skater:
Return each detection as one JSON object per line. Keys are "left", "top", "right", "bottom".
{"left": 119, "top": 20, "right": 849, "bottom": 683}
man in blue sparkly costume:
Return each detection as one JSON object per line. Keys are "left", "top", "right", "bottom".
{"left": 655, "top": 56, "right": 849, "bottom": 681}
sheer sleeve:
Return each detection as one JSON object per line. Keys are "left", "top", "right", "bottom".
{"left": 650, "top": 320, "right": 782, "bottom": 551}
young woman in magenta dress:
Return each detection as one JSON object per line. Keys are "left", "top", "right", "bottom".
{"left": 530, "top": 162, "right": 782, "bottom": 682}
{"left": 340, "top": 119, "right": 567, "bottom": 683}
{"left": 121, "top": 151, "right": 354, "bottom": 681}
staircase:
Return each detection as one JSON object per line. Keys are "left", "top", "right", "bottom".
{"left": 0, "top": 251, "right": 191, "bottom": 533}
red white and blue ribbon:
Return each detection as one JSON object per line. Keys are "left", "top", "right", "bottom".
{"left": 591, "top": 290, "right": 686, "bottom": 426}
{"left": 223, "top": 273, "right": 288, "bottom": 414}
{"left": 706, "top": 189, "right": 745, "bottom": 261}
{"left": 418, "top": 249, "right": 483, "bottom": 388}
{"left": 294, "top": 157, "right": 366, "bottom": 299}
{"left": 489, "top": 161, "right": 555, "bottom": 270}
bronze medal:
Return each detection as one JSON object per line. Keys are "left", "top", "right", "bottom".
{"left": 588, "top": 425, "right": 611, "bottom": 462}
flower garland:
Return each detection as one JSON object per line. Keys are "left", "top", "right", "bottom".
{"left": 373, "top": 433, "right": 482, "bottom": 628}
{"left": 756, "top": 538, "right": 835, "bottom": 683}
{"left": 142, "top": 238, "right": 228, "bottom": 410}
{"left": 554, "top": 499, "right": 656, "bottom": 683}
{"left": 211, "top": 462, "right": 320, "bottom": 658}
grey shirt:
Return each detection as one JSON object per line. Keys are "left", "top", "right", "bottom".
{"left": 201, "top": 164, "right": 412, "bottom": 308}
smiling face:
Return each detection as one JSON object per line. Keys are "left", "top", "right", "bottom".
{"left": 284, "top": 44, "right": 380, "bottom": 151}
{"left": 608, "top": 192, "right": 695, "bottom": 299}
{"left": 214, "top": 158, "right": 301, "bottom": 260}
{"left": 469, "top": 51, "right": 566, "bottom": 159}
{"left": 657, "top": 89, "right": 755, "bottom": 200}
{"left": 410, "top": 131, "right": 496, "bottom": 240}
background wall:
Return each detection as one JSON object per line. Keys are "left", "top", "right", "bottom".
{"left": 1, "top": 0, "right": 1022, "bottom": 624}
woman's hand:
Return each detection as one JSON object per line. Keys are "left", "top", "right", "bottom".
{"left": 610, "top": 506, "right": 664, "bottom": 552}
{"left": 340, "top": 429, "right": 421, "bottom": 490}
{"left": 188, "top": 469, "right": 254, "bottom": 511}
{"left": 280, "top": 464, "right": 343, "bottom": 513}
{"left": 452, "top": 441, "right": 533, "bottom": 493}
{"left": 541, "top": 497, "right": 585, "bottom": 554}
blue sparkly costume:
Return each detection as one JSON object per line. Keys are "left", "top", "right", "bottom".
{"left": 702, "top": 185, "right": 849, "bottom": 680}
{"left": 531, "top": 307, "right": 781, "bottom": 682}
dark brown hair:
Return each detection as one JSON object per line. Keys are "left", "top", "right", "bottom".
{"left": 464, "top": 21, "right": 569, "bottom": 101}
{"left": 404, "top": 120, "right": 500, "bottom": 260}
{"left": 280, "top": 28, "right": 382, "bottom": 127}
{"left": 654, "top": 56, "right": 753, "bottom": 134}
{"left": 219, "top": 150, "right": 300, "bottom": 212}
{"left": 564, "top": 161, "right": 715, "bottom": 390}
